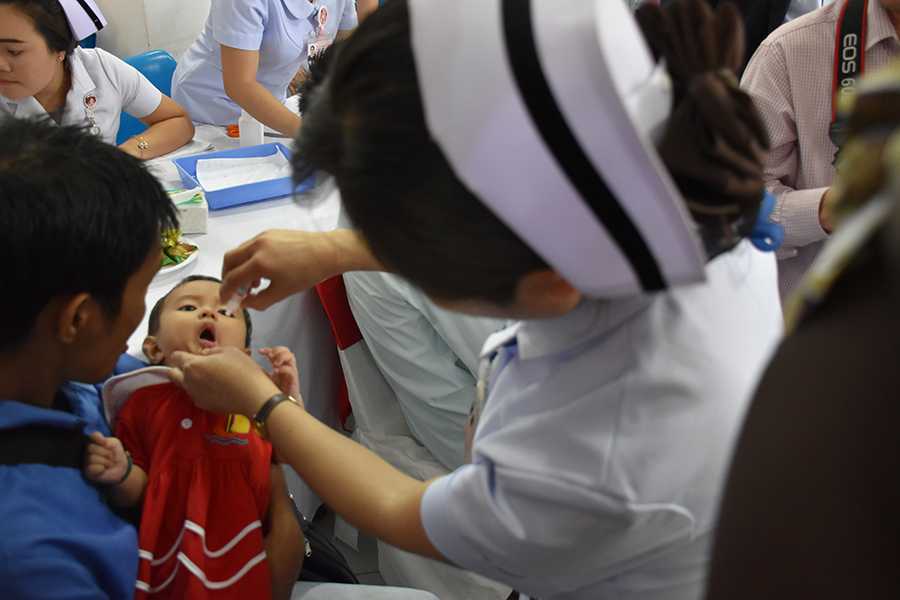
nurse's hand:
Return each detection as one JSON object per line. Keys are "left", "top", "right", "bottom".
{"left": 168, "top": 347, "right": 283, "bottom": 417}
{"left": 220, "top": 228, "right": 382, "bottom": 311}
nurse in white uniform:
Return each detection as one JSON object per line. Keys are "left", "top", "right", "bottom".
{"left": 0, "top": 0, "right": 194, "bottom": 159}
{"left": 172, "top": 0, "right": 357, "bottom": 137}
{"left": 167, "top": 1, "right": 783, "bottom": 599}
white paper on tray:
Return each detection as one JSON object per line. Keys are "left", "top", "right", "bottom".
{"left": 195, "top": 149, "right": 292, "bottom": 192}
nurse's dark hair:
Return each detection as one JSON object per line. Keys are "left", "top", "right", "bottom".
{"left": 295, "top": 0, "right": 546, "bottom": 305}
{"left": 147, "top": 275, "right": 253, "bottom": 348}
{"left": 1, "top": 0, "right": 78, "bottom": 55}
{"left": 0, "top": 118, "right": 178, "bottom": 353}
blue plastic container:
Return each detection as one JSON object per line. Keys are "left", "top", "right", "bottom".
{"left": 173, "top": 143, "right": 314, "bottom": 211}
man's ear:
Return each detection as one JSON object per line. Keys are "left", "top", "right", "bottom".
{"left": 142, "top": 336, "right": 165, "bottom": 365}
{"left": 56, "top": 293, "right": 93, "bottom": 344}
{"left": 514, "top": 269, "right": 582, "bottom": 318}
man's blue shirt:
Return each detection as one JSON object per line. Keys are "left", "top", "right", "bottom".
{"left": 0, "top": 375, "right": 140, "bottom": 599}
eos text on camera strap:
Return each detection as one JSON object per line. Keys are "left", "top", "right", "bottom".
{"left": 830, "top": 0, "right": 869, "bottom": 156}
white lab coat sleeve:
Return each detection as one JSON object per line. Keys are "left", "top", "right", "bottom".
{"left": 421, "top": 462, "right": 696, "bottom": 597}
{"left": 96, "top": 49, "right": 162, "bottom": 119}
{"left": 338, "top": 0, "right": 359, "bottom": 30}
{"left": 345, "top": 273, "right": 499, "bottom": 470}
{"left": 212, "top": 0, "right": 268, "bottom": 51}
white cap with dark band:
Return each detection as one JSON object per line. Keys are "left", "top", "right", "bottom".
{"left": 409, "top": 0, "right": 706, "bottom": 298}
{"left": 58, "top": 0, "right": 106, "bottom": 42}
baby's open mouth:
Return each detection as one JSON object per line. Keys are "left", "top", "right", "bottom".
{"left": 198, "top": 325, "right": 217, "bottom": 348}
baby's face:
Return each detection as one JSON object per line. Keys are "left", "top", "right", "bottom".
{"left": 150, "top": 280, "right": 248, "bottom": 362}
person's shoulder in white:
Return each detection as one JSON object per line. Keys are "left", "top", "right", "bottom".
{"left": 70, "top": 46, "right": 135, "bottom": 92}
{"left": 421, "top": 242, "right": 781, "bottom": 598}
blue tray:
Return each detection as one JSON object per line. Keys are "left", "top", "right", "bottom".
{"left": 173, "top": 143, "right": 314, "bottom": 211}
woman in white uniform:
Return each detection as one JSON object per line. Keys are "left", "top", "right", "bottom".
{"left": 166, "top": 1, "right": 783, "bottom": 599}
{"left": 0, "top": 0, "right": 193, "bottom": 159}
{"left": 172, "top": 0, "right": 357, "bottom": 137}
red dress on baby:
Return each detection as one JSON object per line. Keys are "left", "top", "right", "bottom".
{"left": 112, "top": 379, "right": 273, "bottom": 599}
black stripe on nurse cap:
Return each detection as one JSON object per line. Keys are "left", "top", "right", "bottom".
{"left": 500, "top": 0, "right": 664, "bottom": 291}
{"left": 74, "top": 0, "right": 103, "bottom": 30}
{"left": 58, "top": 0, "right": 107, "bottom": 42}
{"left": 409, "top": 0, "right": 706, "bottom": 298}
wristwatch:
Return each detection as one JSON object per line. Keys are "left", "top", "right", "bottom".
{"left": 252, "top": 393, "right": 301, "bottom": 440}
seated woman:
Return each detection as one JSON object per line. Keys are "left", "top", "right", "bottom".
{"left": 0, "top": 0, "right": 194, "bottom": 159}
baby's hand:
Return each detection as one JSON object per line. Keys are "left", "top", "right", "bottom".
{"left": 260, "top": 346, "right": 303, "bottom": 403}
{"left": 84, "top": 432, "right": 130, "bottom": 485}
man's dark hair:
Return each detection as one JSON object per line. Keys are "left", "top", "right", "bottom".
{"left": 0, "top": 118, "right": 178, "bottom": 353}
{"left": 295, "top": 0, "right": 548, "bottom": 305}
{"left": 147, "top": 275, "right": 253, "bottom": 347}
{"left": 1, "top": 0, "right": 78, "bottom": 55}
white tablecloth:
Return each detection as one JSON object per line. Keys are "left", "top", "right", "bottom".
{"left": 132, "top": 125, "right": 342, "bottom": 517}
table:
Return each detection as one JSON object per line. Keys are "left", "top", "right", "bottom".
{"left": 134, "top": 125, "right": 342, "bottom": 517}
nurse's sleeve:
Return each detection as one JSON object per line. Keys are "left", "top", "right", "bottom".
{"left": 212, "top": 0, "right": 268, "bottom": 50}
{"left": 338, "top": 0, "right": 359, "bottom": 30}
{"left": 98, "top": 49, "right": 162, "bottom": 119}
{"left": 421, "top": 461, "right": 694, "bottom": 596}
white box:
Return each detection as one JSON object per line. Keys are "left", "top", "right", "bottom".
{"left": 168, "top": 188, "right": 208, "bottom": 234}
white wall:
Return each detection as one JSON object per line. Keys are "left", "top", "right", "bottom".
{"left": 94, "top": 0, "right": 211, "bottom": 60}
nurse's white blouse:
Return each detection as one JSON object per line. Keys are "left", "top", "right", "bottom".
{"left": 0, "top": 47, "right": 162, "bottom": 145}
{"left": 172, "top": 0, "right": 357, "bottom": 126}
{"left": 421, "top": 241, "right": 783, "bottom": 600}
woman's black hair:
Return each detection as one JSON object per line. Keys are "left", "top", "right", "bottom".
{"left": 295, "top": 1, "right": 547, "bottom": 306}
{"left": 1, "top": 0, "right": 78, "bottom": 55}
{"left": 295, "top": 0, "right": 758, "bottom": 305}
{"left": 0, "top": 118, "right": 178, "bottom": 353}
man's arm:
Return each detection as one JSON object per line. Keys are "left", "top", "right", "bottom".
{"left": 742, "top": 41, "right": 831, "bottom": 249}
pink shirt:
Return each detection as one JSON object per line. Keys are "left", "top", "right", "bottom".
{"left": 742, "top": 0, "right": 900, "bottom": 297}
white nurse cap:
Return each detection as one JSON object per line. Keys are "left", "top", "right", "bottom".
{"left": 58, "top": 0, "right": 107, "bottom": 42}
{"left": 409, "top": 0, "right": 706, "bottom": 298}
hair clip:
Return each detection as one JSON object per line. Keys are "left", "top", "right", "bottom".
{"left": 750, "top": 192, "right": 784, "bottom": 252}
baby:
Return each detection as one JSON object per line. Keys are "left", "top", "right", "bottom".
{"left": 84, "top": 275, "right": 304, "bottom": 599}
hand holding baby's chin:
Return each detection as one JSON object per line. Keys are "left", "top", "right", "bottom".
{"left": 168, "top": 347, "right": 280, "bottom": 417}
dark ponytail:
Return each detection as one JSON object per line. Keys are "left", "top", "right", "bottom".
{"left": 294, "top": 0, "right": 768, "bottom": 306}
{"left": 636, "top": 0, "right": 771, "bottom": 259}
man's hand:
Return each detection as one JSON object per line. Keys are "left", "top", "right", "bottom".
{"left": 84, "top": 432, "right": 129, "bottom": 485}
{"left": 819, "top": 188, "right": 835, "bottom": 233}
